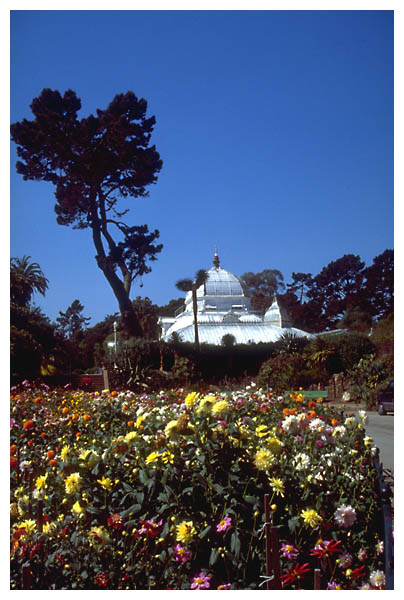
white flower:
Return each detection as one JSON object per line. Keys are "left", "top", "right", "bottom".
{"left": 308, "top": 418, "right": 324, "bottom": 432}
{"left": 332, "top": 425, "right": 347, "bottom": 440}
{"left": 293, "top": 453, "right": 310, "bottom": 471}
{"left": 344, "top": 416, "right": 356, "bottom": 428}
{"left": 369, "top": 570, "right": 386, "bottom": 588}
{"left": 281, "top": 415, "right": 299, "bottom": 432}
{"left": 356, "top": 410, "right": 368, "bottom": 425}
{"left": 334, "top": 504, "right": 357, "bottom": 528}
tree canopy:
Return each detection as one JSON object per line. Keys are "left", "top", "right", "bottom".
{"left": 11, "top": 89, "right": 163, "bottom": 336}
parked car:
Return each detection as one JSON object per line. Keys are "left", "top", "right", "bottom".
{"left": 376, "top": 380, "right": 394, "bottom": 415}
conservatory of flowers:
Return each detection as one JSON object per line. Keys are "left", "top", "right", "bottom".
{"left": 159, "top": 251, "right": 314, "bottom": 345}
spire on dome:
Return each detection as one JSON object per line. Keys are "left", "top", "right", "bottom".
{"left": 213, "top": 247, "right": 220, "bottom": 269}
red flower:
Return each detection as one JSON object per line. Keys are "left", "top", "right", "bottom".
{"left": 281, "top": 563, "right": 311, "bottom": 586}
{"left": 349, "top": 565, "right": 366, "bottom": 580}
{"left": 95, "top": 572, "right": 109, "bottom": 587}
{"left": 133, "top": 519, "right": 163, "bottom": 540}
{"left": 310, "top": 539, "right": 342, "bottom": 559}
{"left": 107, "top": 513, "right": 124, "bottom": 530}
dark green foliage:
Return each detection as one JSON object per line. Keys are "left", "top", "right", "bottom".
{"left": 331, "top": 332, "right": 376, "bottom": 372}
{"left": 257, "top": 353, "right": 308, "bottom": 394}
{"left": 240, "top": 269, "right": 285, "bottom": 313}
{"left": 10, "top": 255, "right": 49, "bottom": 307}
{"left": 157, "top": 297, "right": 185, "bottom": 317}
{"left": 11, "top": 88, "right": 163, "bottom": 336}
{"left": 56, "top": 299, "right": 91, "bottom": 341}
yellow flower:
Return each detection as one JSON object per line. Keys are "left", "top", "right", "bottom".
{"left": 42, "top": 521, "right": 57, "bottom": 536}
{"left": 256, "top": 424, "right": 270, "bottom": 437}
{"left": 211, "top": 399, "right": 229, "bottom": 417}
{"left": 135, "top": 415, "right": 145, "bottom": 428}
{"left": 72, "top": 501, "right": 86, "bottom": 517}
{"left": 60, "top": 445, "right": 71, "bottom": 462}
{"left": 265, "top": 437, "right": 283, "bottom": 456}
{"left": 65, "top": 472, "right": 82, "bottom": 494}
{"left": 97, "top": 476, "right": 113, "bottom": 490}
{"left": 161, "top": 450, "right": 175, "bottom": 464}
{"left": 79, "top": 449, "right": 91, "bottom": 461}
{"left": 125, "top": 431, "right": 137, "bottom": 444}
{"left": 185, "top": 391, "right": 199, "bottom": 408}
{"left": 164, "top": 420, "right": 179, "bottom": 438}
{"left": 301, "top": 508, "right": 323, "bottom": 528}
{"left": 88, "top": 525, "right": 111, "bottom": 548}
{"left": 176, "top": 520, "right": 196, "bottom": 544}
{"left": 17, "top": 519, "right": 37, "bottom": 538}
{"left": 35, "top": 473, "right": 48, "bottom": 490}
{"left": 145, "top": 451, "right": 160, "bottom": 465}
{"left": 197, "top": 395, "right": 216, "bottom": 415}
{"left": 269, "top": 477, "right": 285, "bottom": 497}
{"left": 254, "top": 448, "right": 275, "bottom": 471}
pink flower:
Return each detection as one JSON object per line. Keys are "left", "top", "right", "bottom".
{"left": 191, "top": 572, "right": 211, "bottom": 589}
{"left": 173, "top": 543, "right": 191, "bottom": 563}
{"left": 216, "top": 516, "right": 232, "bottom": 532}
{"left": 280, "top": 542, "right": 299, "bottom": 559}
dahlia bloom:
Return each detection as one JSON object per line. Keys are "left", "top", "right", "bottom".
{"left": 191, "top": 572, "right": 211, "bottom": 589}
{"left": 216, "top": 516, "right": 232, "bottom": 532}
{"left": 334, "top": 504, "right": 357, "bottom": 528}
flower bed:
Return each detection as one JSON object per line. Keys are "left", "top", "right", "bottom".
{"left": 10, "top": 383, "right": 387, "bottom": 589}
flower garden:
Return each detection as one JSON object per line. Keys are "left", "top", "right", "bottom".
{"left": 10, "top": 383, "right": 388, "bottom": 590}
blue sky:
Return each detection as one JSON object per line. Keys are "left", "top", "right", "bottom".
{"left": 10, "top": 8, "right": 394, "bottom": 326}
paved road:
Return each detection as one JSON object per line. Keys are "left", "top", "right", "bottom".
{"left": 362, "top": 412, "right": 394, "bottom": 474}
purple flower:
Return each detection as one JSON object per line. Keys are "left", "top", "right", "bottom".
{"left": 216, "top": 516, "right": 232, "bottom": 532}
{"left": 315, "top": 439, "right": 324, "bottom": 449}
{"left": 280, "top": 542, "right": 299, "bottom": 559}
{"left": 191, "top": 572, "right": 211, "bottom": 589}
{"left": 173, "top": 543, "right": 191, "bottom": 563}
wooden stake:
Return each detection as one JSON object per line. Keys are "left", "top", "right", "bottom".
{"left": 314, "top": 568, "right": 321, "bottom": 590}
{"left": 264, "top": 494, "right": 273, "bottom": 589}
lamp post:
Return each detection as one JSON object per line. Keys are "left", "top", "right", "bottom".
{"left": 113, "top": 321, "right": 118, "bottom": 353}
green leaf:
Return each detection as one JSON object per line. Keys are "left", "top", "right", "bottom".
{"left": 244, "top": 495, "right": 257, "bottom": 504}
{"left": 231, "top": 531, "right": 241, "bottom": 558}
{"left": 209, "top": 547, "right": 220, "bottom": 566}
{"left": 121, "top": 503, "right": 142, "bottom": 519}
{"left": 199, "top": 525, "right": 212, "bottom": 539}
{"left": 288, "top": 516, "right": 300, "bottom": 533}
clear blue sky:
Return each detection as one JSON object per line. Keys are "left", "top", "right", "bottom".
{"left": 10, "top": 9, "right": 394, "bottom": 326}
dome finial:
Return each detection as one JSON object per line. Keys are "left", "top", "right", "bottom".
{"left": 213, "top": 246, "right": 220, "bottom": 268}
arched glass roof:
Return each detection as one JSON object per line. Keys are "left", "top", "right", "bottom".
{"left": 202, "top": 267, "right": 246, "bottom": 297}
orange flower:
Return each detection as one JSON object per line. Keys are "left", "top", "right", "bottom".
{"left": 27, "top": 440, "right": 34, "bottom": 448}
{"left": 110, "top": 391, "right": 118, "bottom": 397}
{"left": 10, "top": 444, "right": 18, "bottom": 455}
{"left": 72, "top": 413, "right": 79, "bottom": 420}
{"left": 47, "top": 450, "right": 56, "bottom": 460}
{"left": 75, "top": 432, "right": 81, "bottom": 439}
{"left": 61, "top": 407, "right": 69, "bottom": 415}
{"left": 33, "top": 396, "right": 41, "bottom": 404}
{"left": 23, "top": 420, "right": 35, "bottom": 430}
{"left": 10, "top": 456, "right": 18, "bottom": 470}
{"left": 307, "top": 410, "right": 316, "bottom": 419}
{"left": 48, "top": 459, "right": 57, "bottom": 467}
{"left": 83, "top": 414, "right": 91, "bottom": 422}
{"left": 127, "top": 420, "right": 134, "bottom": 427}
{"left": 308, "top": 400, "right": 316, "bottom": 408}
{"left": 40, "top": 432, "right": 46, "bottom": 439}
{"left": 331, "top": 418, "right": 340, "bottom": 427}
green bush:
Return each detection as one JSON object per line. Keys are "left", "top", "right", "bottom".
{"left": 257, "top": 353, "right": 307, "bottom": 395}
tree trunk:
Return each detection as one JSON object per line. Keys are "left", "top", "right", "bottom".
{"left": 90, "top": 198, "right": 142, "bottom": 338}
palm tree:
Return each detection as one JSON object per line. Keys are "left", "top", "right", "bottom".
{"left": 176, "top": 269, "right": 208, "bottom": 349}
{"left": 10, "top": 255, "right": 49, "bottom": 307}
